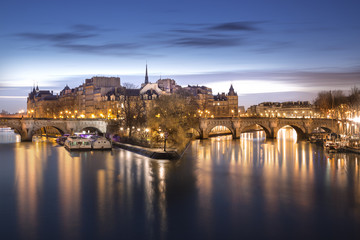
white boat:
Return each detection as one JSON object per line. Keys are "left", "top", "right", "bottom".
{"left": 91, "top": 136, "right": 112, "bottom": 150}
{"left": 64, "top": 136, "right": 92, "bottom": 150}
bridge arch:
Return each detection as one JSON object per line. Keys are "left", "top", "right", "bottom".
{"left": 208, "top": 125, "right": 233, "bottom": 136}
{"left": 312, "top": 126, "right": 332, "bottom": 133}
{"left": 187, "top": 127, "right": 201, "bottom": 138}
{"left": 206, "top": 123, "right": 235, "bottom": 138}
{"left": 30, "top": 125, "right": 66, "bottom": 141}
{"left": 239, "top": 123, "right": 272, "bottom": 139}
{"left": 80, "top": 126, "right": 104, "bottom": 135}
{"left": 276, "top": 124, "right": 306, "bottom": 141}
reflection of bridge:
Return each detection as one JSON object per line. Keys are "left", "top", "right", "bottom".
{"left": 197, "top": 117, "right": 347, "bottom": 140}
{"left": 0, "top": 118, "right": 107, "bottom": 141}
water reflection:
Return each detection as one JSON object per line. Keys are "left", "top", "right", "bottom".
{"left": 2, "top": 128, "right": 359, "bottom": 239}
{"left": 58, "top": 149, "right": 81, "bottom": 239}
{"left": 191, "top": 130, "right": 360, "bottom": 238}
{"left": 15, "top": 143, "right": 46, "bottom": 239}
{"left": 0, "top": 127, "right": 21, "bottom": 143}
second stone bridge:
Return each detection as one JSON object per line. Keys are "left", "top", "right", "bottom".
{"left": 196, "top": 117, "right": 342, "bottom": 140}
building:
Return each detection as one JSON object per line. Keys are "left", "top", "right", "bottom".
{"left": 26, "top": 66, "right": 240, "bottom": 119}
{"left": 183, "top": 84, "right": 238, "bottom": 118}
{"left": 27, "top": 85, "right": 57, "bottom": 118}
{"left": 212, "top": 85, "right": 238, "bottom": 117}
{"left": 246, "top": 101, "right": 318, "bottom": 118}
{"left": 27, "top": 77, "right": 122, "bottom": 118}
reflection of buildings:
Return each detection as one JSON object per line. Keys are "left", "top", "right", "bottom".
{"left": 58, "top": 150, "right": 81, "bottom": 239}
{"left": 26, "top": 65, "right": 239, "bottom": 119}
{"left": 95, "top": 150, "right": 168, "bottom": 238}
{"left": 15, "top": 144, "right": 46, "bottom": 239}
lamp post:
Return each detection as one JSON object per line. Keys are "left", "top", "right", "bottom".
{"left": 160, "top": 132, "right": 168, "bottom": 151}
{"left": 164, "top": 132, "right": 168, "bottom": 151}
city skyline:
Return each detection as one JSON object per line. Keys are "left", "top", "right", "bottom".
{"left": 1, "top": 0, "right": 360, "bottom": 112}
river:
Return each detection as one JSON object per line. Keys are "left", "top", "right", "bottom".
{"left": 0, "top": 128, "right": 359, "bottom": 239}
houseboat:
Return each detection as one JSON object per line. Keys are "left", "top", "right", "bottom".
{"left": 56, "top": 134, "right": 70, "bottom": 146}
{"left": 91, "top": 136, "right": 112, "bottom": 150}
{"left": 64, "top": 136, "right": 92, "bottom": 150}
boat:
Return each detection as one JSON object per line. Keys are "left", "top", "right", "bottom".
{"left": 324, "top": 139, "right": 341, "bottom": 153}
{"left": 91, "top": 136, "right": 112, "bottom": 150}
{"left": 56, "top": 134, "right": 70, "bottom": 146}
{"left": 344, "top": 146, "right": 360, "bottom": 154}
{"left": 64, "top": 136, "right": 112, "bottom": 151}
{"left": 344, "top": 138, "right": 360, "bottom": 154}
{"left": 64, "top": 136, "right": 92, "bottom": 150}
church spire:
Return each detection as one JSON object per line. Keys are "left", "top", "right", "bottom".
{"left": 228, "top": 84, "right": 236, "bottom": 96}
{"left": 145, "top": 64, "right": 149, "bottom": 84}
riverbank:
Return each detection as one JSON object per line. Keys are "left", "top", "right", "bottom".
{"left": 112, "top": 140, "right": 190, "bottom": 160}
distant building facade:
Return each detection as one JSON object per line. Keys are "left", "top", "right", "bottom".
{"left": 26, "top": 66, "right": 240, "bottom": 119}
{"left": 27, "top": 76, "right": 122, "bottom": 118}
{"left": 246, "top": 101, "right": 318, "bottom": 118}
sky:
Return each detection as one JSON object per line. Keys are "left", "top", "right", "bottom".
{"left": 0, "top": 0, "right": 359, "bottom": 113}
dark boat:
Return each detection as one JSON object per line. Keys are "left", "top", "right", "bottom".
{"left": 56, "top": 134, "right": 70, "bottom": 146}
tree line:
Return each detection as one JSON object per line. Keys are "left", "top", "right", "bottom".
{"left": 314, "top": 86, "right": 360, "bottom": 119}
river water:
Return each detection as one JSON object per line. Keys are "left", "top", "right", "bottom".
{"left": 0, "top": 129, "right": 359, "bottom": 239}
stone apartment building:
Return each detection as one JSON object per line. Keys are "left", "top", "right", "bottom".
{"left": 246, "top": 101, "right": 318, "bottom": 118}
{"left": 27, "top": 76, "right": 122, "bottom": 118}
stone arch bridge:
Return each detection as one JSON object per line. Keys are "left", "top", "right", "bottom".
{"left": 0, "top": 118, "right": 107, "bottom": 141}
{"left": 197, "top": 117, "right": 344, "bottom": 140}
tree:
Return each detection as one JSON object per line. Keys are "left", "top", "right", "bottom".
{"left": 119, "top": 88, "right": 146, "bottom": 137}
{"left": 147, "top": 94, "right": 198, "bottom": 149}
{"left": 314, "top": 90, "right": 347, "bottom": 117}
{"left": 349, "top": 86, "right": 360, "bottom": 110}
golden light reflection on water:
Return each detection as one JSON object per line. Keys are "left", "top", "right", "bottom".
{"left": 58, "top": 149, "right": 81, "bottom": 239}
{"left": 15, "top": 143, "right": 47, "bottom": 239}
{"left": 193, "top": 128, "right": 360, "bottom": 231}
{"left": 9, "top": 131, "right": 360, "bottom": 239}
{"left": 93, "top": 150, "right": 168, "bottom": 238}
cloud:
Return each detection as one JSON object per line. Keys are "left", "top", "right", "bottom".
{"left": 16, "top": 32, "right": 96, "bottom": 42}
{"left": 162, "top": 21, "right": 262, "bottom": 48}
{"left": 71, "top": 24, "right": 101, "bottom": 32}
{"left": 14, "top": 24, "right": 145, "bottom": 56}
{"left": 55, "top": 42, "right": 143, "bottom": 55}
{"left": 14, "top": 21, "right": 267, "bottom": 53}
{"left": 173, "top": 37, "right": 241, "bottom": 47}
{"left": 172, "top": 67, "right": 360, "bottom": 90}
{"left": 209, "top": 21, "right": 258, "bottom": 31}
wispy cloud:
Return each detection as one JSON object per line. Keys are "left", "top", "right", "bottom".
{"left": 173, "top": 37, "right": 242, "bottom": 47}
{"left": 16, "top": 32, "right": 96, "bottom": 42}
{"left": 54, "top": 42, "right": 143, "bottom": 55}
{"left": 172, "top": 67, "right": 360, "bottom": 90}
{"left": 15, "top": 24, "right": 145, "bottom": 56}
{"left": 13, "top": 21, "right": 278, "bottom": 53}
{"left": 209, "top": 21, "right": 258, "bottom": 31}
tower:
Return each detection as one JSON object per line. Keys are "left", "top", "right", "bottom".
{"left": 145, "top": 64, "right": 149, "bottom": 84}
{"left": 228, "top": 84, "right": 236, "bottom": 96}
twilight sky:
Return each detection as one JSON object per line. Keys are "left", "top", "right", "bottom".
{"left": 1, "top": 0, "right": 359, "bottom": 112}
